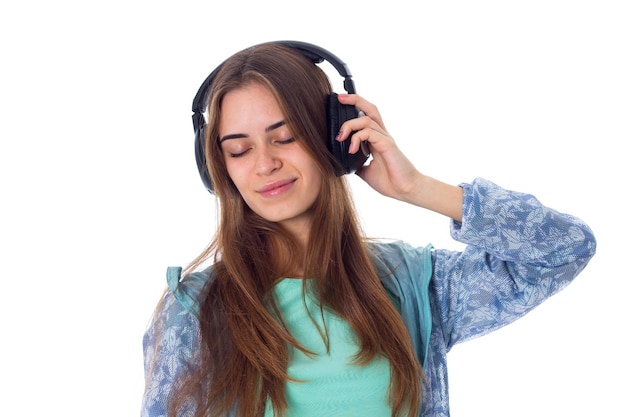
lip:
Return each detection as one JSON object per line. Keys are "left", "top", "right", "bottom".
{"left": 257, "top": 179, "right": 296, "bottom": 198}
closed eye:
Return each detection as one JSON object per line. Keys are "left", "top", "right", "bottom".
{"left": 224, "top": 137, "right": 294, "bottom": 158}
{"left": 276, "top": 137, "right": 295, "bottom": 145}
{"left": 228, "top": 149, "right": 250, "bottom": 158}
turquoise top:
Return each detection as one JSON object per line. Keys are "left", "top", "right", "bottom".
{"left": 264, "top": 278, "right": 392, "bottom": 417}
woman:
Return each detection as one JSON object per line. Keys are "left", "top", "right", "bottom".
{"left": 141, "top": 42, "right": 596, "bottom": 417}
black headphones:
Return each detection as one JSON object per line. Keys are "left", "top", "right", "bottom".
{"left": 192, "top": 40, "right": 370, "bottom": 194}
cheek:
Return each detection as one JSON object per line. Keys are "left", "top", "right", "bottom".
{"left": 225, "top": 171, "right": 250, "bottom": 204}
{"left": 224, "top": 161, "right": 244, "bottom": 188}
{"left": 303, "top": 163, "right": 324, "bottom": 198}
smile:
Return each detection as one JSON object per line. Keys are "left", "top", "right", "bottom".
{"left": 257, "top": 179, "right": 296, "bottom": 198}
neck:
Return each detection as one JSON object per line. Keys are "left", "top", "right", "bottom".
{"left": 273, "top": 221, "right": 310, "bottom": 279}
{"left": 279, "top": 219, "right": 310, "bottom": 252}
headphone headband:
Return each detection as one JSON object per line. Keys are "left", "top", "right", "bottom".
{"left": 192, "top": 41, "right": 356, "bottom": 124}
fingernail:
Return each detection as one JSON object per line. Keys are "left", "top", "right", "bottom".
{"left": 336, "top": 131, "right": 343, "bottom": 141}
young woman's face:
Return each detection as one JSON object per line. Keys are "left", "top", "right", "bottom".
{"left": 219, "top": 83, "right": 323, "bottom": 238}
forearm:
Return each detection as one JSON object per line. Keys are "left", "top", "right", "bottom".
{"left": 401, "top": 174, "right": 464, "bottom": 223}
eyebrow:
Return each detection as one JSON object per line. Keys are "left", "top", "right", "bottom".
{"left": 219, "top": 120, "right": 286, "bottom": 143}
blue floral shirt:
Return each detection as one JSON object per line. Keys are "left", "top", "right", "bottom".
{"left": 141, "top": 177, "right": 596, "bottom": 417}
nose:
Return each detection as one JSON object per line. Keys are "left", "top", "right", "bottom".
{"left": 254, "top": 144, "right": 282, "bottom": 176}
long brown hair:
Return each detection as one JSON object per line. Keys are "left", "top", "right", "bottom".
{"left": 168, "top": 43, "right": 423, "bottom": 417}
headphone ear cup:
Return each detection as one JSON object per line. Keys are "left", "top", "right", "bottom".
{"left": 194, "top": 122, "right": 215, "bottom": 193}
{"left": 326, "top": 93, "right": 369, "bottom": 175}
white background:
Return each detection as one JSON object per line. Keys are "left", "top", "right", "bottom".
{"left": 1, "top": 1, "right": 624, "bottom": 416}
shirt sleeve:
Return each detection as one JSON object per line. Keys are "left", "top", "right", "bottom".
{"left": 140, "top": 290, "right": 200, "bottom": 417}
{"left": 430, "top": 177, "right": 597, "bottom": 350}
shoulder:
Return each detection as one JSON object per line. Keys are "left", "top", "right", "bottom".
{"left": 367, "top": 240, "right": 433, "bottom": 273}
{"left": 367, "top": 240, "right": 434, "bottom": 294}
{"left": 166, "top": 265, "right": 215, "bottom": 319}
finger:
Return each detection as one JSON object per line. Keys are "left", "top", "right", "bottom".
{"left": 337, "top": 94, "right": 385, "bottom": 128}
{"left": 335, "top": 112, "right": 366, "bottom": 142}
{"left": 336, "top": 117, "right": 375, "bottom": 152}
{"left": 348, "top": 130, "right": 369, "bottom": 154}
{"left": 347, "top": 127, "right": 390, "bottom": 155}
{"left": 334, "top": 116, "right": 386, "bottom": 159}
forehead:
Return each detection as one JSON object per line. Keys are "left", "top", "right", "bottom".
{"left": 219, "top": 84, "right": 283, "bottom": 127}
